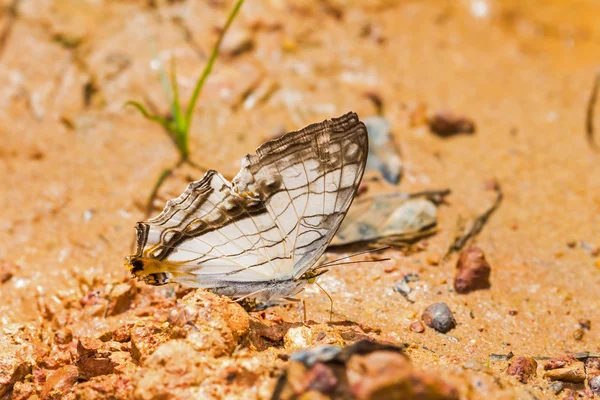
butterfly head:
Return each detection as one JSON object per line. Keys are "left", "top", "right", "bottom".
{"left": 124, "top": 256, "right": 171, "bottom": 286}
{"left": 300, "top": 268, "right": 329, "bottom": 284}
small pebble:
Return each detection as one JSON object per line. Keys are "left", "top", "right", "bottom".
{"left": 507, "top": 356, "right": 537, "bottom": 383}
{"left": 508, "top": 310, "right": 518, "bottom": 316}
{"left": 410, "top": 321, "right": 425, "bottom": 333}
{"left": 573, "top": 328, "right": 584, "bottom": 341}
{"left": 421, "top": 303, "right": 456, "bottom": 333}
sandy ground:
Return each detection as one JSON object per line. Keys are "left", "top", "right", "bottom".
{"left": 1, "top": 0, "right": 600, "bottom": 399}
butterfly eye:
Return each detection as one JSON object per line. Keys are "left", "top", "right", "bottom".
{"left": 129, "top": 259, "right": 144, "bottom": 273}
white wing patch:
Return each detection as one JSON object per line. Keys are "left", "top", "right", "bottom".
{"left": 127, "top": 112, "right": 368, "bottom": 298}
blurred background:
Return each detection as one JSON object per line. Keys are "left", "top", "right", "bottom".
{"left": 0, "top": 0, "right": 599, "bottom": 398}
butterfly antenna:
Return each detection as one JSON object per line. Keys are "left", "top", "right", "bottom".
{"left": 315, "top": 258, "right": 391, "bottom": 270}
{"left": 319, "top": 246, "right": 391, "bottom": 268}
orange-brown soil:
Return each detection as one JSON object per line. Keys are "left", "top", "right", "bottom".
{"left": 1, "top": 0, "right": 599, "bottom": 399}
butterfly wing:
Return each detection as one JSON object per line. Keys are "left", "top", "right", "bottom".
{"left": 127, "top": 112, "right": 368, "bottom": 289}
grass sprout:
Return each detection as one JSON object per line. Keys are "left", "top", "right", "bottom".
{"left": 125, "top": 0, "right": 245, "bottom": 216}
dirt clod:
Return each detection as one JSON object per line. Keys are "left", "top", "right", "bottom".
{"left": 585, "top": 357, "right": 600, "bottom": 377}
{"left": 454, "top": 246, "right": 491, "bottom": 294}
{"left": 0, "top": 337, "right": 34, "bottom": 397}
{"left": 422, "top": 303, "right": 456, "bottom": 333}
{"left": 300, "top": 362, "right": 338, "bottom": 393}
{"left": 589, "top": 375, "right": 600, "bottom": 396}
{"left": 40, "top": 364, "right": 78, "bottom": 399}
{"left": 507, "top": 356, "right": 537, "bottom": 383}
{"left": 545, "top": 354, "right": 576, "bottom": 370}
{"left": 347, "top": 351, "right": 459, "bottom": 400}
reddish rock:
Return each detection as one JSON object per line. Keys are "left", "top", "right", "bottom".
{"left": 113, "top": 324, "right": 133, "bottom": 342}
{"left": 300, "top": 362, "right": 338, "bottom": 393}
{"left": 77, "top": 337, "right": 104, "bottom": 357}
{"left": 347, "top": 351, "right": 459, "bottom": 400}
{"left": 54, "top": 329, "right": 73, "bottom": 345}
{"left": 544, "top": 354, "right": 575, "bottom": 370}
{"left": 99, "top": 323, "right": 134, "bottom": 343}
{"left": 40, "top": 365, "right": 78, "bottom": 399}
{"left": 585, "top": 357, "right": 600, "bottom": 377}
{"left": 178, "top": 291, "right": 250, "bottom": 357}
{"left": 0, "top": 340, "right": 33, "bottom": 396}
{"left": 544, "top": 363, "right": 585, "bottom": 383}
{"left": 454, "top": 246, "right": 491, "bottom": 294}
{"left": 78, "top": 353, "right": 115, "bottom": 380}
{"left": 73, "top": 374, "right": 133, "bottom": 399}
{"left": 507, "top": 356, "right": 537, "bottom": 383}
{"left": 76, "top": 337, "right": 115, "bottom": 380}
{"left": 590, "top": 375, "right": 600, "bottom": 396}
{"left": 428, "top": 111, "right": 476, "bottom": 137}
{"left": 130, "top": 324, "right": 169, "bottom": 361}
{"left": 133, "top": 341, "right": 212, "bottom": 399}
{"left": 410, "top": 321, "right": 425, "bottom": 333}
{"left": 109, "top": 351, "right": 135, "bottom": 375}
{"left": 40, "top": 346, "right": 74, "bottom": 369}
{"left": 11, "top": 380, "right": 36, "bottom": 400}
{"left": 249, "top": 318, "right": 292, "bottom": 350}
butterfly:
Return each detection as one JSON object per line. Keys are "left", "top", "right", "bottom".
{"left": 125, "top": 112, "right": 368, "bottom": 302}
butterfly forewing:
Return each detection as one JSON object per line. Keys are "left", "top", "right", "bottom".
{"left": 128, "top": 112, "right": 368, "bottom": 291}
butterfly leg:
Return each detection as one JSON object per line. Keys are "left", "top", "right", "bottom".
{"left": 297, "top": 289, "right": 307, "bottom": 324}
{"left": 302, "top": 298, "right": 307, "bottom": 324}
{"left": 314, "top": 281, "right": 334, "bottom": 323}
{"left": 283, "top": 294, "right": 306, "bottom": 323}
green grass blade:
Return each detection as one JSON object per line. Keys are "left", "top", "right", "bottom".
{"left": 124, "top": 100, "right": 173, "bottom": 132}
{"left": 184, "top": 0, "right": 245, "bottom": 130}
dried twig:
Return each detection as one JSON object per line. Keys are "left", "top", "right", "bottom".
{"left": 586, "top": 71, "right": 600, "bottom": 150}
{"left": 444, "top": 183, "right": 503, "bottom": 259}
